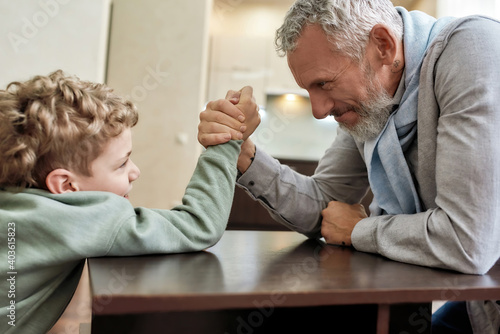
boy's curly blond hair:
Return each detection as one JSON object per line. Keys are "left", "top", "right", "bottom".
{"left": 0, "top": 70, "right": 138, "bottom": 189}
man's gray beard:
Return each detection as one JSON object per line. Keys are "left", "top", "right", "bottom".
{"left": 338, "top": 65, "right": 394, "bottom": 142}
{"left": 338, "top": 93, "right": 393, "bottom": 142}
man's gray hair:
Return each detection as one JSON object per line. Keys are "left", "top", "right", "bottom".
{"left": 275, "top": 0, "right": 403, "bottom": 62}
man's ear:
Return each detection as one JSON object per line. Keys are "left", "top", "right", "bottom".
{"left": 369, "top": 24, "right": 398, "bottom": 66}
{"left": 45, "top": 168, "right": 79, "bottom": 194}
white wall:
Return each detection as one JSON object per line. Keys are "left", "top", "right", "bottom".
{"left": 107, "top": 0, "right": 212, "bottom": 209}
{"left": 437, "top": 0, "right": 500, "bottom": 18}
{"left": 208, "top": 1, "right": 300, "bottom": 104}
{"left": 208, "top": 1, "right": 338, "bottom": 161}
{"left": 0, "top": 0, "right": 110, "bottom": 88}
{"left": 0, "top": 0, "right": 212, "bottom": 209}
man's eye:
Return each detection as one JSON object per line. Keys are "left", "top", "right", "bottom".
{"left": 318, "top": 81, "right": 330, "bottom": 89}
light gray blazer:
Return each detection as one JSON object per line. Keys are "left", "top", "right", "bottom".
{"left": 237, "top": 15, "right": 500, "bottom": 333}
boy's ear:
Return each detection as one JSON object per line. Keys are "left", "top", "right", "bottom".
{"left": 45, "top": 168, "right": 79, "bottom": 194}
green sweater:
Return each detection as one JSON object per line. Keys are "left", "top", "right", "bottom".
{"left": 0, "top": 141, "right": 241, "bottom": 334}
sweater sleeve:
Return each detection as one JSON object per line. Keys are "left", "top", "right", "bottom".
{"left": 106, "top": 140, "right": 242, "bottom": 255}
{"left": 352, "top": 17, "right": 500, "bottom": 275}
{"left": 0, "top": 141, "right": 242, "bottom": 334}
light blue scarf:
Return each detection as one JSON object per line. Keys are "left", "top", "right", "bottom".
{"left": 364, "top": 8, "right": 455, "bottom": 215}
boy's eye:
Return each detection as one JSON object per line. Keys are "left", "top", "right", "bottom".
{"left": 119, "top": 160, "right": 128, "bottom": 168}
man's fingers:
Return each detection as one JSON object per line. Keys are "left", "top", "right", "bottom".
{"left": 237, "top": 86, "right": 254, "bottom": 105}
{"left": 231, "top": 86, "right": 260, "bottom": 141}
{"left": 225, "top": 89, "right": 241, "bottom": 105}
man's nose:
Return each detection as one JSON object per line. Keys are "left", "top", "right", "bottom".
{"left": 309, "top": 91, "right": 334, "bottom": 119}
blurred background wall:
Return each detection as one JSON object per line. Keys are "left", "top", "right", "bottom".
{"left": 1, "top": 0, "right": 499, "bottom": 208}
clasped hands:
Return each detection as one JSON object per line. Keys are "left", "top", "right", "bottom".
{"left": 198, "top": 86, "right": 260, "bottom": 173}
{"left": 198, "top": 86, "right": 367, "bottom": 247}
{"left": 198, "top": 86, "right": 260, "bottom": 147}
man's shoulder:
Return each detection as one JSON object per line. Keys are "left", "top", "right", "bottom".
{"left": 424, "top": 15, "right": 500, "bottom": 69}
{"left": 438, "top": 15, "right": 500, "bottom": 44}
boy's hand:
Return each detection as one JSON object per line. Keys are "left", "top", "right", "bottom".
{"left": 198, "top": 98, "right": 246, "bottom": 148}
{"left": 198, "top": 86, "right": 260, "bottom": 148}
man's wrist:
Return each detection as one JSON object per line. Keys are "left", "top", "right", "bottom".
{"left": 237, "top": 140, "right": 256, "bottom": 174}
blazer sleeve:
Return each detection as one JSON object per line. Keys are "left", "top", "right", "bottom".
{"left": 236, "top": 129, "right": 370, "bottom": 238}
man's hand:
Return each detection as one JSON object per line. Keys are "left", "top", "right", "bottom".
{"left": 321, "top": 201, "right": 367, "bottom": 246}
{"left": 198, "top": 86, "right": 261, "bottom": 148}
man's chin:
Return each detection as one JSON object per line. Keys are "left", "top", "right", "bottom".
{"left": 339, "top": 104, "right": 392, "bottom": 142}
{"left": 333, "top": 110, "right": 358, "bottom": 125}
{"left": 339, "top": 122, "right": 381, "bottom": 142}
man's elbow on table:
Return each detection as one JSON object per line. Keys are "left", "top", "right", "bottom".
{"left": 457, "top": 250, "right": 499, "bottom": 275}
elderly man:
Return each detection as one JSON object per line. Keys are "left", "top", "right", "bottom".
{"left": 199, "top": 0, "right": 500, "bottom": 332}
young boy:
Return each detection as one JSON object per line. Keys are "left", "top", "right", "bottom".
{"left": 0, "top": 70, "right": 259, "bottom": 334}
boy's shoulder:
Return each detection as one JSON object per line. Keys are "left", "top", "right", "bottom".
{"left": 0, "top": 188, "right": 136, "bottom": 253}
{"left": 0, "top": 188, "right": 133, "bottom": 219}
{"left": 1, "top": 187, "right": 127, "bottom": 202}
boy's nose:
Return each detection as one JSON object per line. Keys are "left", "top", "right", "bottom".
{"left": 129, "top": 160, "right": 141, "bottom": 182}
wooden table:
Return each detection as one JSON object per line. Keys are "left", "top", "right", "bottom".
{"left": 88, "top": 231, "right": 500, "bottom": 334}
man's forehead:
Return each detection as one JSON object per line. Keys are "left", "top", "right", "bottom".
{"left": 287, "top": 35, "right": 351, "bottom": 86}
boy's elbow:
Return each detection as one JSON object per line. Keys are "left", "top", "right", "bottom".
{"left": 199, "top": 221, "right": 227, "bottom": 250}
